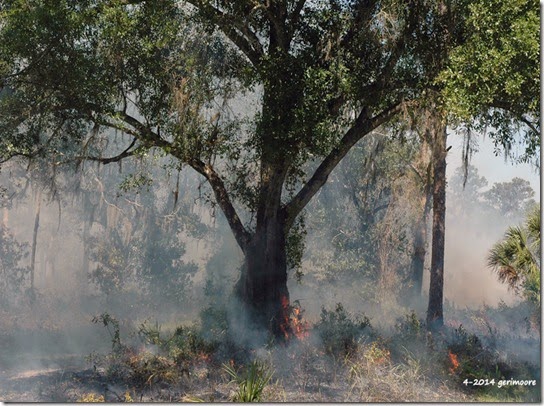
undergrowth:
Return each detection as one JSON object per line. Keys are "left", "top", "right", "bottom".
{"left": 84, "top": 302, "right": 539, "bottom": 403}
{"left": 314, "top": 303, "right": 373, "bottom": 357}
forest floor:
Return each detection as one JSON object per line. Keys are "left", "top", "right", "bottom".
{"left": 0, "top": 301, "right": 540, "bottom": 403}
{"left": 0, "top": 349, "right": 473, "bottom": 402}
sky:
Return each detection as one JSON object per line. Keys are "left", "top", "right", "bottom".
{"left": 446, "top": 131, "right": 541, "bottom": 198}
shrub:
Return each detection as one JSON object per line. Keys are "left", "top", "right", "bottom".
{"left": 395, "top": 311, "right": 424, "bottom": 339}
{"left": 91, "top": 313, "right": 124, "bottom": 353}
{"left": 364, "top": 340, "right": 391, "bottom": 365}
{"left": 445, "top": 325, "right": 538, "bottom": 401}
{"left": 199, "top": 306, "right": 229, "bottom": 342}
{"left": 138, "top": 321, "right": 216, "bottom": 363}
{"left": 91, "top": 318, "right": 207, "bottom": 387}
{"left": 315, "top": 303, "right": 372, "bottom": 357}
{"left": 126, "top": 352, "right": 179, "bottom": 388}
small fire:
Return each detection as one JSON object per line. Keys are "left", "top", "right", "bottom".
{"left": 291, "top": 305, "right": 310, "bottom": 340}
{"left": 279, "top": 295, "right": 310, "bottom": 341}
{"left": 279, "top": 295, "right": 292, "bottom": 340}
{"left": 448, "top": 350, "right": 460, "bottom": 374}
{"left": 196, "top": 352, "right": 211, "bottom": 362}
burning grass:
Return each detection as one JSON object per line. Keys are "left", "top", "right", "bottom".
{"left": 448, "top": 350, "right": 460, "bottom": 374}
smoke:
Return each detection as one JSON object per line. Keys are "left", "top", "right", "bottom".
{"left": 443, "top": 211, "right": 518, "bottom": 307}
{"left": 0, "top": 133, "right": 540, "bottom": 401}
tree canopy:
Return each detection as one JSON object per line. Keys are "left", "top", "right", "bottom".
{"left": 439, "top": 0, "right": 540, "bottom": 163}
{"left": 0, "top": 0, "right": 446, "bottom": 244}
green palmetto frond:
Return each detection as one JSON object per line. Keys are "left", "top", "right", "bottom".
{"left": 487, "top": 206, "right": 540, "bottom": 305}
{"left": 487, "top": 226, "right": 526, "bottom": 290}
{"left": 526, "top": 206, "right": 541, "bottom": 254}
{"left": 223, "top": 361, "right": 273, "bottom": 402}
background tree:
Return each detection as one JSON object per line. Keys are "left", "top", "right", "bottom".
{"left": 302, "top": 132, "right": 422, "bottom": 313}
{"left": 482, "top": 177, "right": 536, "bottom": 220}
{"left": 0, "top": 224, "right": 30, "bottom": 307}
{"left": 448, "top": 164, "right": 488, "bottom": 218}
{"left": 81, "top": 156, "right": 207, "bottom": 315}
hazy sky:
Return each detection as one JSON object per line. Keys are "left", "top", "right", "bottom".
{"left": 447, "top": 131, "right": 541, "bottom": 198}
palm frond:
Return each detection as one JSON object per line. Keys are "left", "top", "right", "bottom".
{"left": 488, "top": 209, "right": 541, "bottom": 305}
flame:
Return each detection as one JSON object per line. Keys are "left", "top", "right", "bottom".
{"left": 448, "top": 350, "right": 459, "bottom": 373}
{"left": 291, "top": 305, "right": 310, "bottom": 340}
{"left": 279, "top": 295, "right": 291, "bottom": 340}
{"left": 196, "top": 352, "right": 211, "bottom": 362}
{"left": 279, "top": 295, "right": 310, "bottom": 341}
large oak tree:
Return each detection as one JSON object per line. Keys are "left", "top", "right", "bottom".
{"left": 0, "top": 0, "right": 486, "bottom": 336}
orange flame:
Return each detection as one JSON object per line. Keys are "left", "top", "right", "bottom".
{"left": 448, "top": 350, "right": 459, "bottom": 374}
{"left": 291, "top": 305, "right": 310, "bottom": 340}
{"left": 279, "top": 295, "right": 291, "bottom": 340}
{"left": 279, "top": 295, "right": 309, "bottom": 341}
{"left": 197, "top": 352, "right": 211, "bottom": 362}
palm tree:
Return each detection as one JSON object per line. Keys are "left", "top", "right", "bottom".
{"left": 487, "top": 206, "right": 540, "bottom": 305}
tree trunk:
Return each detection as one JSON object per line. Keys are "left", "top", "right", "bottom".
{"left": 407, "top": 133, "right": 433, "bottom": 300}
{"left": 82, "top": 197, "right": 97, "bottom": 288}
{"left": 426, "top": 119, "right": 447, "bottom": 330}
{"left": 235, "top": 214, "right": 290, "bottom": 339}
{"left": 410, "top": 176, "right": 432, "bottom": 298}
{"left": 410, "top": 220, "right": 427, "bottom": 297}
{"left": 234, "top": 151, "right": 291, "bottom": 339}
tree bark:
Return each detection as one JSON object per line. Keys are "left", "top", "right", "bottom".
{"left": 235, "top": 214, "right": 290, "bottom": 339}
{"left": 426, "top": 119, "right": 447, "bottom": 330}
{"left": 410, "top": 217, "right": 427, "bottom": 297}
{"left": 410, "top": 151, "right": 433, "bottom": 298}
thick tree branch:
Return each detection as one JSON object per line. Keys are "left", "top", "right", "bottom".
{"left": 288, "top": 0, "right": 306, "bottom": 33}
{"left": 89, "top": 111, "right": 252, "bottom": 252}
{"left": 78, "top": 138, "right": 139, "bottom": 165}
{"left": 340, "top": 0, "right": 380, "bottom": 48}
{"left": 283, "top": 102, "right": 405, "bottom": 228}
{"left": 519, "top": 115, "right": 539, "bottom": 136}
{"left": 266, "top": 2, "right": 289, "bottom": 50}
{"left": 188, "top": 158, "right": 251, "bottom": 252}
{"left": 490, "top": 100, "right": 540, "bottom": 135}
{"left": 119, "top": 112, "right": 173, "bottom": 150}
{"left": 186, "top": 1, "right": 264, "bottom": 66}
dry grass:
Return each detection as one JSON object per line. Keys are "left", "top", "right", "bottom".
{"left": 0, "top": 304, "right": 539, "bottom": 402}
{"left": 344, "top": 342, "right": 471, "bottom": 402}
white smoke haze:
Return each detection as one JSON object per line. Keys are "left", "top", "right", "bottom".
{"left": 0, "top": 135, "right": 540, "bottom": 402}
{"left": 443, "top": 212, "right": 518, "bottom": 308}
